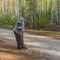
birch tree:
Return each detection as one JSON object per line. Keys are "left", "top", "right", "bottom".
{"left": 12, "top": 0, "right": 17, "bottom": 17}
{"left": 2, "top": 0, "right": 6, "bottom": 19}
{"left": 54, "top": 0, "right": 59, "bottom": 25}
{"left": 51, "top": 0, "right": 59, "bottom": 25}
{"left": 18, "top": 0, "right": 21, "bottom": 19}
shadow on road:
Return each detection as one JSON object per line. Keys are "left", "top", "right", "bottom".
{"left": 0, "top": 39, "right": 33, "bottom": 60}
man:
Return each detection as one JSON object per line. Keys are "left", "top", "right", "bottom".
{"left": 13, "top": 17, "right": 27, "bottom": 49}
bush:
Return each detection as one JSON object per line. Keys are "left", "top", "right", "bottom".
{"left": 0, "top": 16, "right": 18, "bottom": 29}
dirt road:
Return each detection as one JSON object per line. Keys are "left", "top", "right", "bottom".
{"left": 0, "top": 38, "right": 33, "bottom": 60}
{"left": 0, "top": 28, "right": 60, "bottom": 60}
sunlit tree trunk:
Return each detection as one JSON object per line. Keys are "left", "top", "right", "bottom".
{"left": 51, "top": 0, "right": 59, "bottom": 25}
{"left": 2, "top": 0, "right": 6, "bottom": 20}
{"left": 46, "top": 0, "right": 47, "bottom": 16}
{"left": 0, "top": 0, "right": 2, "bottom": 16}
{"left": 12, "top": 0, "right": 17, "bottom": 17}
{"left": 18, "top": 0, "right": 21, "bottom": 19}
{"left": 54, "top": 0, "right": 59, "bottom": 25}
{"left": 50, "top": 0, "right": 53, "bottom": 25}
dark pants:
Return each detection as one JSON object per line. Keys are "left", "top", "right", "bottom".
{"left": 14, "top": 31, "right": 24, "bottom": 48}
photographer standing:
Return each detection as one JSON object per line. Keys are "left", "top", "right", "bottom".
{"left": 13, "top": 17, "right": 27, "bottom": 49}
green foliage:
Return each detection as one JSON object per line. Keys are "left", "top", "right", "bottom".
{"left": 0, "top": 16, "right": 5, "bottom": 25}
{"left": 0, "top": 0, "right": 60, "bottom": 29}
{"left": 35, "top": 15, "right": 50, "bottom": 27}
{"left": 0, "top": 16, "right": 17, "bottom": 29}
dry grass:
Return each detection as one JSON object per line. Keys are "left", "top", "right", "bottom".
{"left": 25, "top": 29, "right": 60, "bottom": 40}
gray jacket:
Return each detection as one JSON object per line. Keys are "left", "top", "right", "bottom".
{"left": 13, "top": 18, "right": 25, "bottom": 35}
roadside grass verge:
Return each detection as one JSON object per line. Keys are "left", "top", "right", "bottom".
{"left": 25, "top": 29, "right": 60, "bottom": 34}
{"left": 25, "top": 29, "right": 60, "bottom": 39}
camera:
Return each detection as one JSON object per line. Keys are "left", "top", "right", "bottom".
{"left": 18, "top": 27, "right": 22, "bottom": 30}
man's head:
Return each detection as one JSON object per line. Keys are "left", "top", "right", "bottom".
{"left": 21, "top": 17, "right": 27, "bottom": 23}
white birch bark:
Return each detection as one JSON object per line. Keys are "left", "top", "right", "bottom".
{"left": 18, "top": 0, "right": 21, "bottom": 19}
{"left": 2, "top": 0, "right": 6, "bottom": 19}
{"left": 54, "top": 0, "right": 58, "bottom": 24}
{"left": 51, "top": 0, "right": 58, "bottom": 25}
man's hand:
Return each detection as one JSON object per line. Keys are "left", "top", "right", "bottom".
{"left": 18, "top": 27, "right": 22, "bottom": 30}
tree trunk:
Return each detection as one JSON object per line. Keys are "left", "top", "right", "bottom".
{"left": 51, "top": 0, "right": 58, "bottom": 25}
{"left": 2, "top": 0, "right": 6, "bottom": 20}
{"left": 18, "top": 0, "right": 21, "bottom": 19}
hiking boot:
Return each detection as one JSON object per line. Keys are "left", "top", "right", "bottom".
{"left": 22, "top": 46, "right": 27, "bottom": 49}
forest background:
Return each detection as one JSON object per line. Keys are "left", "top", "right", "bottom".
{"left": 0, "top": 0, "right": 60, "bottom": 31}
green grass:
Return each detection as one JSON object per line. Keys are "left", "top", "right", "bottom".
{"left": 25, "top": 29, "right": 60, "bottom": 34}
{"left": 0, "top": 16, "right": 17, "bottom": 29}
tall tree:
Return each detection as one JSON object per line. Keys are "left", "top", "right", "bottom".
{"left": 2, "top": 0, "right": 6, "bottom": 19}
{"left": 18, "top": 0, "right": 21, "bottom": 19}
{"left": 51, "top": 0, "right": 59, "bottom": 25}
{"left": 54, "top": 0, "right": 59, "bottom": 25}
